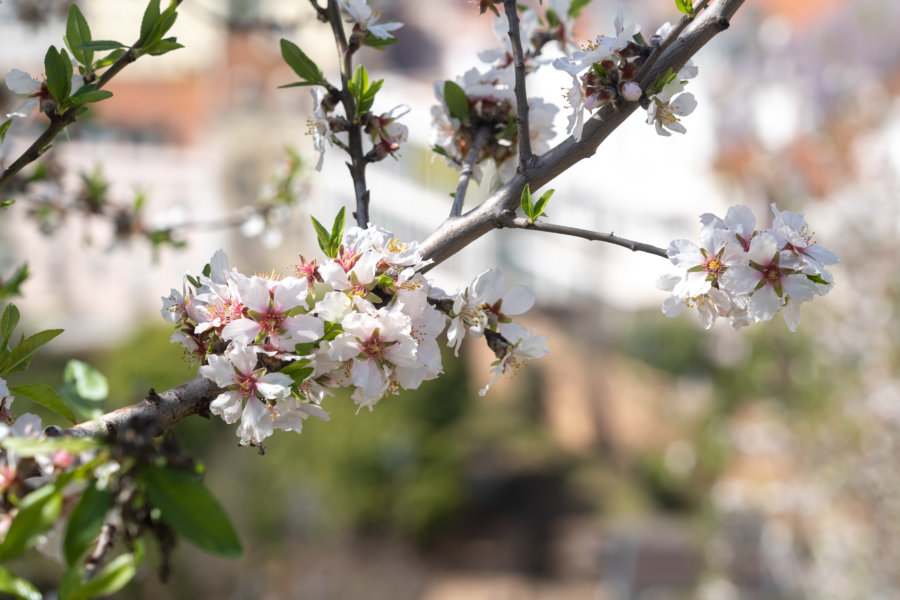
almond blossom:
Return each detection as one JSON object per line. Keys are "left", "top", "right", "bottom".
{"left": 339, "top": 0, "right": 403, "bottom": 40}
{"left": 647, "top": 78, "right": 697, "bottom": 136}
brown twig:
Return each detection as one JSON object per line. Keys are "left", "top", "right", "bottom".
{"left": 503, "top": 0, "right": 532, "bottom": 168}
{"left": 450, "top": 127, "right": 491, "bottom": 218}
{"left": 497, "top": 213, "right": 668, "bottom": 258}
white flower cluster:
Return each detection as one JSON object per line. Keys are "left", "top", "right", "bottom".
{"left": 552, "top": 14, "right": 698, "bottom": 140}
{"left": 162, "top": 225, "right": 548, "bottom": 447}
{"left": 658, "top": 204, "right": 838, "bottom": 331}
{"left": 430, "top": 66, "right": 557, "bottom": 185}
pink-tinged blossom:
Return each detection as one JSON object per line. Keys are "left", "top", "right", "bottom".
{"left": 221, "top": 275, "right": 324, "bottom": 354}
{"left": 666, "top": 223, "right": 744, "bottom": 299}
{"left": 478, "top": 324, "right": 549, "bottom": 396}
{"left": 200, "top": 344, "right": 293, "bottom": 445}
{"left": 719, "top": 232, "right": 817, "bottom": 331}
{"left": 324, "top": 307, "right": 418, "bottom": 410}
{"left": 770, "top": 203, "right": 839, "bottom": 275}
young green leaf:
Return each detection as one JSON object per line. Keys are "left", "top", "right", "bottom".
{"left": 143, "top": 465, "right": 243, "bottom": 557}
{"left": 0, "top": 566, "right": 41, "bottom": 600}
{"left": 568, "top": 0, "right": 593, "bottom": 18}
{"left": 532, "top": 188, "right": 554, "bottom": 221}
{"left": 443, "top": 80, "right": 470, "bottom": 125}
{"left": 67, "top": 84, "right": 113, "bottom": 106}
{"left": 138, "top": 0, "right": 161, "bottom": 47}
{"left": 0, "top": 265, "right": 28, "bottom": 303}
{"left": 0, "top": 436, "right": 100, "bottom": 458}
{"left": 675, "top": 0, "right": 695, "bottom": 16}
{"left": 10, "top": 384, "right": 77, "bottom": 423}
{"left": 44, "top": 46, "right": 72, "bottom": 104}
{"left": 64, "top": 484, "right": 113, "bottom": 566}
{"left": 330, "top": 206, "right": 346, "bottom": 250}
{"left": 65, "top": 4, "right": 93, "bottom": 68}
{"left": 280, "top": 39, "right": 324, "bottom": 86}
{"left": 520, "top": 183, "right": 534, "bottom": 219}
{"left": 362, "top": 31, "right": 399, "bottom": 50}
{"left": 310, "top": 215, "right": 334, "bottom": 257}
{"left": 1, "top": 304, "right": 20, "bottom": 351}
{"left": 0, "top": 329, "right": 63, "bottom": 376}
{"left": 65, "top": 360, "right": 109, "bottom": 402}
{"left": 78, "top": 40, "right": 127, "bottom": 51}
{"left": 145, "top": 38, "right": 184, "bottom": 56}
{"left": 61, "top": 550, "right": 142, "bottom": 600}
{"left": 0, "top": 482, "right": 64, "bottom": 560}
{"left": 0, "top": 119, "right": 11, "bottom": 145}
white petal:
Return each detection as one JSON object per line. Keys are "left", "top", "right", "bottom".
{"left": 5, "top": 69, "right": 40, "bottom": 94}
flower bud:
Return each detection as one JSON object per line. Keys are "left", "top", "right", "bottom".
{"left": 620, "top": 81, "right": 642, "bottom": 102}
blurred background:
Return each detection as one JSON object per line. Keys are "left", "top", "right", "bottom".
{"left": 1, "top": 0, "right": 899, "bottom": 598}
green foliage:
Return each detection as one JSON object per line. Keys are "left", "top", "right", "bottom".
{"left": 65, "top": 4, "right": 94, "bottom": 68}
{"left": 0, "top": 475, "right": 69, "bottom": 560}
{"left": 348, "top": 65, "right": 384, "bottom": 117}
{"left": 310, "top": 206, "right": 346, "bottom": 258}
{"left": 520, "top": 183, "right": 553, "bottom": 223}
{"left": 0, "top": 265, "right": 28, "bottom": 302}
{"left": 0, "top": 307, "right": 63, "bottom": 377}
{"left": 443, "top": 80, "right": 470, "bottom": 126}
{"left": 362, "top": 31, "right": 398, "bottom": 50}
{"left": 9, "top": 383, "right": 76, "bottom": 423}
{"left": 136, "top": 0, "right": 182, "bottom": 56}
{"left": 279, "top": 39, "right": 325, "bottom": 87}
{"left": 0, "top": 566, "right": 41, "bottom": 600}
{"left": 59, "top": 360, "right": 108, "bottom": 421}
{"left": 64, "top": 484, "right": 114, "bottom": 565}
{"left": 568, "top": 0, "right": 594, "bottom": 18}
{"left": 142, "top": 465, "right": 243, "bottom": 557}
{"left": 44, "top": 45, "right": 73, "bottom": 105}
{"left": 60, "top": 541, "right": 144, "bottom": 600}
{"left": 675, "top": 0, "right": 695, "bottom": 17}
{"left": 0, "top": 119, "right": 11, "bottom": 145}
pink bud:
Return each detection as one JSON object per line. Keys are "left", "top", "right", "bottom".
{"left": 620, "top": 81, "right": 642, "bottom": 102}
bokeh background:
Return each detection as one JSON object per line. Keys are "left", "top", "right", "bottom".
{"left": 2, "top": 0, "right": 899, "bottom": 598}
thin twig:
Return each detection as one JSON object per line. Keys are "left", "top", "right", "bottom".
{"left": 503, "top": 0, "right": 532, "bottom": 167}
{"left": 84, "top": 521, "right": 118, "bottom": 580}
{"left": 325, "top": 0, "right": 369, "bottom": 227}
{"left": 450, "top": 127, "right": 491, "bottom": 218}
{"left": 497, "top": 214, "right": 668, "bottom": 258}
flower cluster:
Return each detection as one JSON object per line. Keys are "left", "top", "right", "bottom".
{"left": 552, "top": 13, "right": 698, "bottom": 140}
{"left": 430, "top": 66, "right": 557, "bottom": 185}
{"left": 163, "top": 225, "right": 547, "bottom": 448}
{"left": 658, "top": 204, "right": 838, "bottom": 331}
{"left": 5, "top": 67, "right": 84, "bottom": 119}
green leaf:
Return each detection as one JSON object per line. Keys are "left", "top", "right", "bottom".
{"left": 145, "top": 37, "right": 183, "bottom": 56}
{"left": 139, "top": 0, "right": 161, "bottom": 47}
{"left": 67, "top": 84, "right": 113, "bottom": 106}
{"left": 362, "top": 31, "right": 398, "bottom": 50}
{"left": 329, "top": 206, "right": 346, "bottom": 250}
{"left": 443, "top": 80, "right": 470, "bottom": 125}
{"left": 10, "top": 384, "right": 77, "bottom": 423}
{"left": 92, "top": 48, "right": 127, "bottom": 70}
{"left": 64, "top": 360, "right": 109, "bottom": 402}
{"left": 143, "top": 465, "right": 242, "bottom": 557}
{"left": 545, "top": 8, "right": 560, "bottom": 27}
{"left": 78, "top": 40, "right": 127, "bottom": 51}
{"left": 520, "top": 184, "right": 534, "bottom": 219}
{"left": 0, "top": 264, "right": 29, "bottom": 302}
{"left": 568, "top": 0, "right": 593, "bottom": 18}
{"left": 62, "top": 550, "right": 141, "bottom": 600}
{"left": 0, "top": 566, "right": 42, "bottom": 600}
{"left": 0, "top": 328, "right": 63, "bottom": 376}
{"left": 44, "top": 46, "right": 71, "bottom": 104}
{"left": 1, "top": 304, "right": 20, "bottom": 351}
{"left": 0, "top": 482, "right": 64, "bottom": 560}
{"left": 532, "top": 188, "right": 554, "bottom": 220}
{"left": 65, "top": 4, "right": 93, "bottom": 67}
{"left": 280, "top": 39, "right": 324, "bottom": 86}
{"left": 348, "top": 65, "right": 369, "bottom": 115}
{"left": 310, "top": 216, "right": 334, "bottom": 258}
{"left": 64, "top": 484, "right": 113, "bottom": 566}
{"left": 675, "top": 0, "right": 694, "bottom": 16}
{"left": 281, "top": 361, "right": 314, "bottom": 385}
{"left": 0, "top": 119, "right": 11, "bottom": 144}
{"left": 0, "top": 436, "right": 100, "bottom": 458}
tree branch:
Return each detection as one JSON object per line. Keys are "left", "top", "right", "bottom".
{"left": 450, "top": 126, "right": 491, "bottom": 217}
{"left": 497, "top": 214, "right": 668, "bottom": 258}
{"left": 63, "top": 376, "right": 220, "bottom": 438}
{"left": 418, "top": 0, "right": 744, "bottom": 270}
{"left": 0, "top": 49, "right": 138, "bottom": 190}
{"left": 503, "top": 0, "right": 532, "bottom": 167}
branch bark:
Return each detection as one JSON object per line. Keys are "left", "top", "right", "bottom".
{"left": 503, "top": 0, "right": 532, "bottom": 167}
